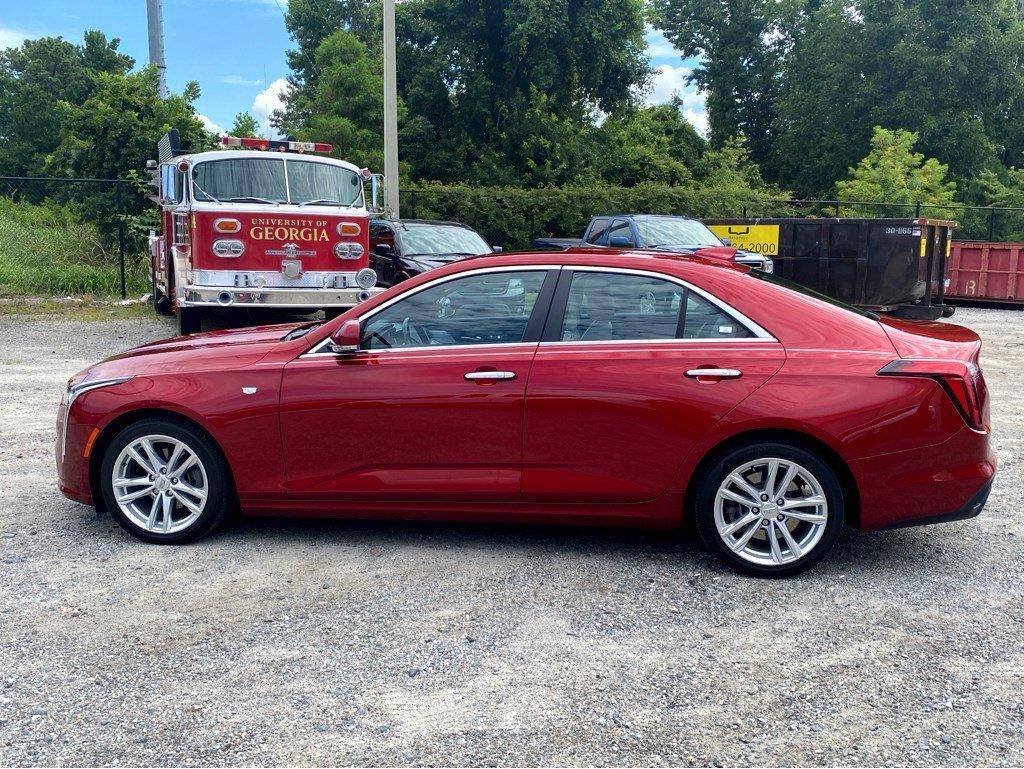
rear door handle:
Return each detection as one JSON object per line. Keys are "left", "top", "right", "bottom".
{"left": 464, "top": 371, "right": 517, "bottom": 381}
{"left": 685, "top": 368, "right": 742, "bottom": 380}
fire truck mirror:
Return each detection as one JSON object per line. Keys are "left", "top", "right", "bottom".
{"left": 369, "top": 174, "right": 385, "bottom": 214}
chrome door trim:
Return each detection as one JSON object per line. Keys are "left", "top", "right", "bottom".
{"left": 464, "top": 371, "right": 517, "bottom": 381}
{"left": 685, "top": 368, "right": 742, "bottom": 378}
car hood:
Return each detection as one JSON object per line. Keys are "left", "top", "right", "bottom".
{"left": 401, "top": 253, "right": 475, "bottom": 269}
{"left": 72, "top": 322, "right": 308, "bottom": 384}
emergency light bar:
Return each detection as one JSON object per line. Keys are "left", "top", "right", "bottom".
{"left": 220, "top": 136, "right": 334, "bottom": 153}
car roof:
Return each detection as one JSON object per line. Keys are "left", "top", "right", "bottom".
{"left": 590, "top": 214, "right": 701, "bottom": 222}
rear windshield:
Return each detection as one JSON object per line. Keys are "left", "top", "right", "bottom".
{"left": 751, "top": 270, "right": 879, "bottom": 320}
{"left": 192, "top": 157, "right": 362, "bottom": 206}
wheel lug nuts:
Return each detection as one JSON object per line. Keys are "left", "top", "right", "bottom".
{"left": 760, "top": 494, "right": 769, "bottom": 501}
{"left": 777, "top": 498, "right": 784, "bottom": 505}
{"left": 160, "top": 467, "right": 167, "bottom": 474}
{"left": 777, "top": 514, "right": 785, "bottom": 521}
{"left": 762, "top": 520, "right": 770, "bottom": 527}
{"left": 148, "top": 474, "right": 155, "bottom": 481}
{"left": 752, "top": 507, "right": 760, "bottom": 514}
{"left": 171, "top": 478, "right": 178, "bottom": 484}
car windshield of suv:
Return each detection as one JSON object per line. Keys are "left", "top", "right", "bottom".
{"left": 401, "top": 224, "right": 491, "bottom": 256}
{"left": 634, "top": 217, "right": 724, "bottom": 248}
{"left": 192, "top": 157, "right": 361, "bottom": 206}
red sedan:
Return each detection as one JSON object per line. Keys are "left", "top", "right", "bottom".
{"left": 56, "top": 250, "right": 995, "bottom": 577}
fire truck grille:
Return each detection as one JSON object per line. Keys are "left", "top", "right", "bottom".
{"left": 192, "top": 269, "right": 360, "bottom": 289}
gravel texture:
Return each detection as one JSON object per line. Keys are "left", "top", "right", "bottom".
{"left": 1, "top": 306, "right": 1022, "bottom": 767}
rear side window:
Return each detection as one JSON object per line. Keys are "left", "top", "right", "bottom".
{"left": 556, "top": 271, "right": 753, "bottom": 342}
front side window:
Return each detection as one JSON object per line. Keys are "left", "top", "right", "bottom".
{"left": 558, "top": 271, "right": 754, "bottom": 342}
{"left": 585, "top": 218, "right": 611, "bottom": 244}
{"left": 607, "top": 219, "right": 636, "bottom": 247}
{"left": 362, "top": 270, "right": 547, "bottom": 350}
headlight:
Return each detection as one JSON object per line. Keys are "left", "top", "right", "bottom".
{"left": 60, "top": 377, "right": 133, "bottom": 460}
{"left": 355, "top": 268, "right": 377, "bottom": 289}
{"left": 334, "top": 242, "right": 365, "bottom": 260}
{"left": 212, "top": 239, "right": 245, "bottom": 258}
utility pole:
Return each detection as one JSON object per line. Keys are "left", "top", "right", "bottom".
{"left": 146, "top": 0, "right": 168, "bottom": 98}
{"left": 383, "top": 0, "right": 400, "bottom": 216}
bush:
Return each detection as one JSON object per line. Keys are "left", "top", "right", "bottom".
{"left": 401, "top": 184, "right": 789, "bottom": 249}
{"left": 0, "top": 197, "right": 148, "bottom": 297}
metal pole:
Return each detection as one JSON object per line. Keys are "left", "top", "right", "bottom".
{"left": 146, "top": 0, "right": 168, "bottom": 98}
{"left": 118, "top": 218, "right": 127, "bottom": 300}
{"left": 383, "top": 0, "right": 400, "bottom": 217}
{"left": 988, "top": 207, "right": 996, "bottom": 241}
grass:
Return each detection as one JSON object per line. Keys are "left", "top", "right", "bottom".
{"left": 0, "top": 296, "right": 153, "bottom": 321}
{"left": 0, "top": 197, "right": 149, "bottom": 297}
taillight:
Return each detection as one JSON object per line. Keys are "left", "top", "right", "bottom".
{"left": 214, "top": 218, "right": 241, "bottom": 234}
{"left": 878, "top": 358, "right": 985, "bottom": 430}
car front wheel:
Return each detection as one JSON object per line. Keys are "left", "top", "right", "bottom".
{"left": 694, "top": 441, "right": 845, "bottom": 578}
{"left": 99, "top": 418, "right": 233, "bottom": 544}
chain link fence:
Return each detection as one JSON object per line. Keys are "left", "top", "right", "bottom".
{"left": 0, "top": 176, "right": 153, "bottom": 298}
{"left": 5, "top": 176, "right": 1024, "bottom": 297}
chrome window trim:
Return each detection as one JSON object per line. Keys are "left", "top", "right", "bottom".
{"left": 304, "top": 265, "right": 560, "bottom": 357}
{"left": 302, "top": 262, "right": 776, "bottom": 357}
{"left": 559, "top": 265, "right": 775, "bottom": 342}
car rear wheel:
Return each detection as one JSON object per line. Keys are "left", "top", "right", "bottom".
{"left": 99, "top": 418, "right": 232, "bottom": 544}
{"left": 694, "top": 441, "right": 844, "bottom": 578}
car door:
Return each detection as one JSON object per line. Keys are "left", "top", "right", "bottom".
{"left": 522, "top": 267, "right": 785, "bottom": 504}
{"left": 280, "top": 267, "right": 557, "bottom": 502}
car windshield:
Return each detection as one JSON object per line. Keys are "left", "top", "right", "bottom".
{"left": 192, "top": 157, "right": 362, "bottom": 206}
{"left": 751, "top": 270, "right": 879, "bottom": 320}
{"left": 401, "top": 224, "right": 490, "bottom": 256}
{"left": 634, "top": 217, "right": 724, "bottom": 248}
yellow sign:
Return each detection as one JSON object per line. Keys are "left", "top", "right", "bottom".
{"left": 708, "top": 224, "right": 780, "bottom": 256}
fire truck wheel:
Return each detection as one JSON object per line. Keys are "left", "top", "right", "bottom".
{"left": 177, "top": 307, "right": 203, "bottom": 335}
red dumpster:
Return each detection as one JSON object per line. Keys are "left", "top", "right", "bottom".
{"left": 947, "top": 241, "right": 1024, "bottom": 305}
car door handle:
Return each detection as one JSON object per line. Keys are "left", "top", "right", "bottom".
{"left": 685, "top": 368, "right": 742, "bottom": 380}
{"left": 464, "top": 371, "right": 517, "bottom": 381}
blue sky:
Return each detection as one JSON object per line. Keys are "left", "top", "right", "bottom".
{"left": 0, "top": 0, "right": 706, "bottom": 138}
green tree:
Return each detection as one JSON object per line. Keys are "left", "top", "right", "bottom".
{"left": 228, "top": 112, "right": 261, "bottom": 138}
{"left": 774, "top": 0, "right": 1024, "bottom": 195}
{"left": 0, "top": 31, "right": 132, "bottom": 175}
{"left": 835, "top": 127, "right": 956, "bottom": 215}
{"left": 650, "top": 0, "right": 782, "bottom": 166}
{"left": 291, "top": 29, "right": 402, "bottom": 173}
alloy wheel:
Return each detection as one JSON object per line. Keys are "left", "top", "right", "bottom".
{"left": 111, "top": 434, "right": 209, "bottom": 535}
{"left": 713, "top": 457, "right": 829, "bottom": 567}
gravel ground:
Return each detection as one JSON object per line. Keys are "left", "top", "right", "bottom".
{"left": 1, "top": 306, "right": 1022, "bottom": 767}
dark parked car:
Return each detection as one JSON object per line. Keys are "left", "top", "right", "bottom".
{"left": 368, "top": 219, "right": 498, "bottom": 287}
{"left": 533, "top": 214, "right": 774, "bottom": 272}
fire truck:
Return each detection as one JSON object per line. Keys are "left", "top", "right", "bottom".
{"left": 148, "top": 130, "right": 384, "bottom": 334}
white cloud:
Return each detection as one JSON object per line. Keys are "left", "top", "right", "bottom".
{"left": 251, "top": 77, "right": 290, "bottom": 138}
{"left": 197, "top": 113, "right": 224, "bottom": 135}
{"left": 644, "top": 27, "right": 679, "bottom": 61}
{"left": 220, "top": 75, "right": 264, "bottom": 86}
{"left": 645, "top": 63, "right": 709, "bottom": 138}
{"left": 0, "top": 25, "right": 31, "bottom": 50}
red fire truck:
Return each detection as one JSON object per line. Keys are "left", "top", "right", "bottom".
{"left": 148, "top": 131, "right": 384, "bottom": 334}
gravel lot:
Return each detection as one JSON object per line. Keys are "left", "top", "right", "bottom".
{"left": 1, "top": 305, "right": 1022, "bottom": 767}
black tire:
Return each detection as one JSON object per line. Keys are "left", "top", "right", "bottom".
{"left": 693, "top": 441, "right": 845, "bottom": 578}
{"left": 99, "top": 418, "right": 233, "bottom": 544}
{"left": 177, "top": 306, "right": 202, "bottom": 335}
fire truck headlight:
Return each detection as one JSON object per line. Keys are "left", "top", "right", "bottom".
{"left": 337, "top": 222, "right": 362, "bottom": 237}
{"left": 212, "top": 239, "right": 245, "bottom": 258}
{"left": 355, "top": 268, "right": 377, "bottom": 290}
{"left": 334, "top": 242, "right": 364, "bottom": 260}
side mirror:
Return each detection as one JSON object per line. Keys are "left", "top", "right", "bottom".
{"left": 720, "top": 237, "right": 732, "bottom": 247}
{"left": 491, "top": 245, "right": 503, "bottom": 253}
{"left": 608, "top": 235, "right": 634, "bottom": 248}
{"left": 329, "top": 319, "right": 361, "bottom": 354}
{"left": 369, "top": 174, "right": 385, "bottom": 215}
{"left": 373, "top": 243, "right": 394, "bottom": 257}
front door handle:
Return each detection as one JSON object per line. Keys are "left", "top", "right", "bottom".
{"left": 685, "top": 368, "right": 742, "bottom": 381}
{"left": 464, "top": 370, "right": 517, "bottom": 381}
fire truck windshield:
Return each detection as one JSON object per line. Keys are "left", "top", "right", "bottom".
{"left": 192, "top": 156, "right": 362, "bottom": 207}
